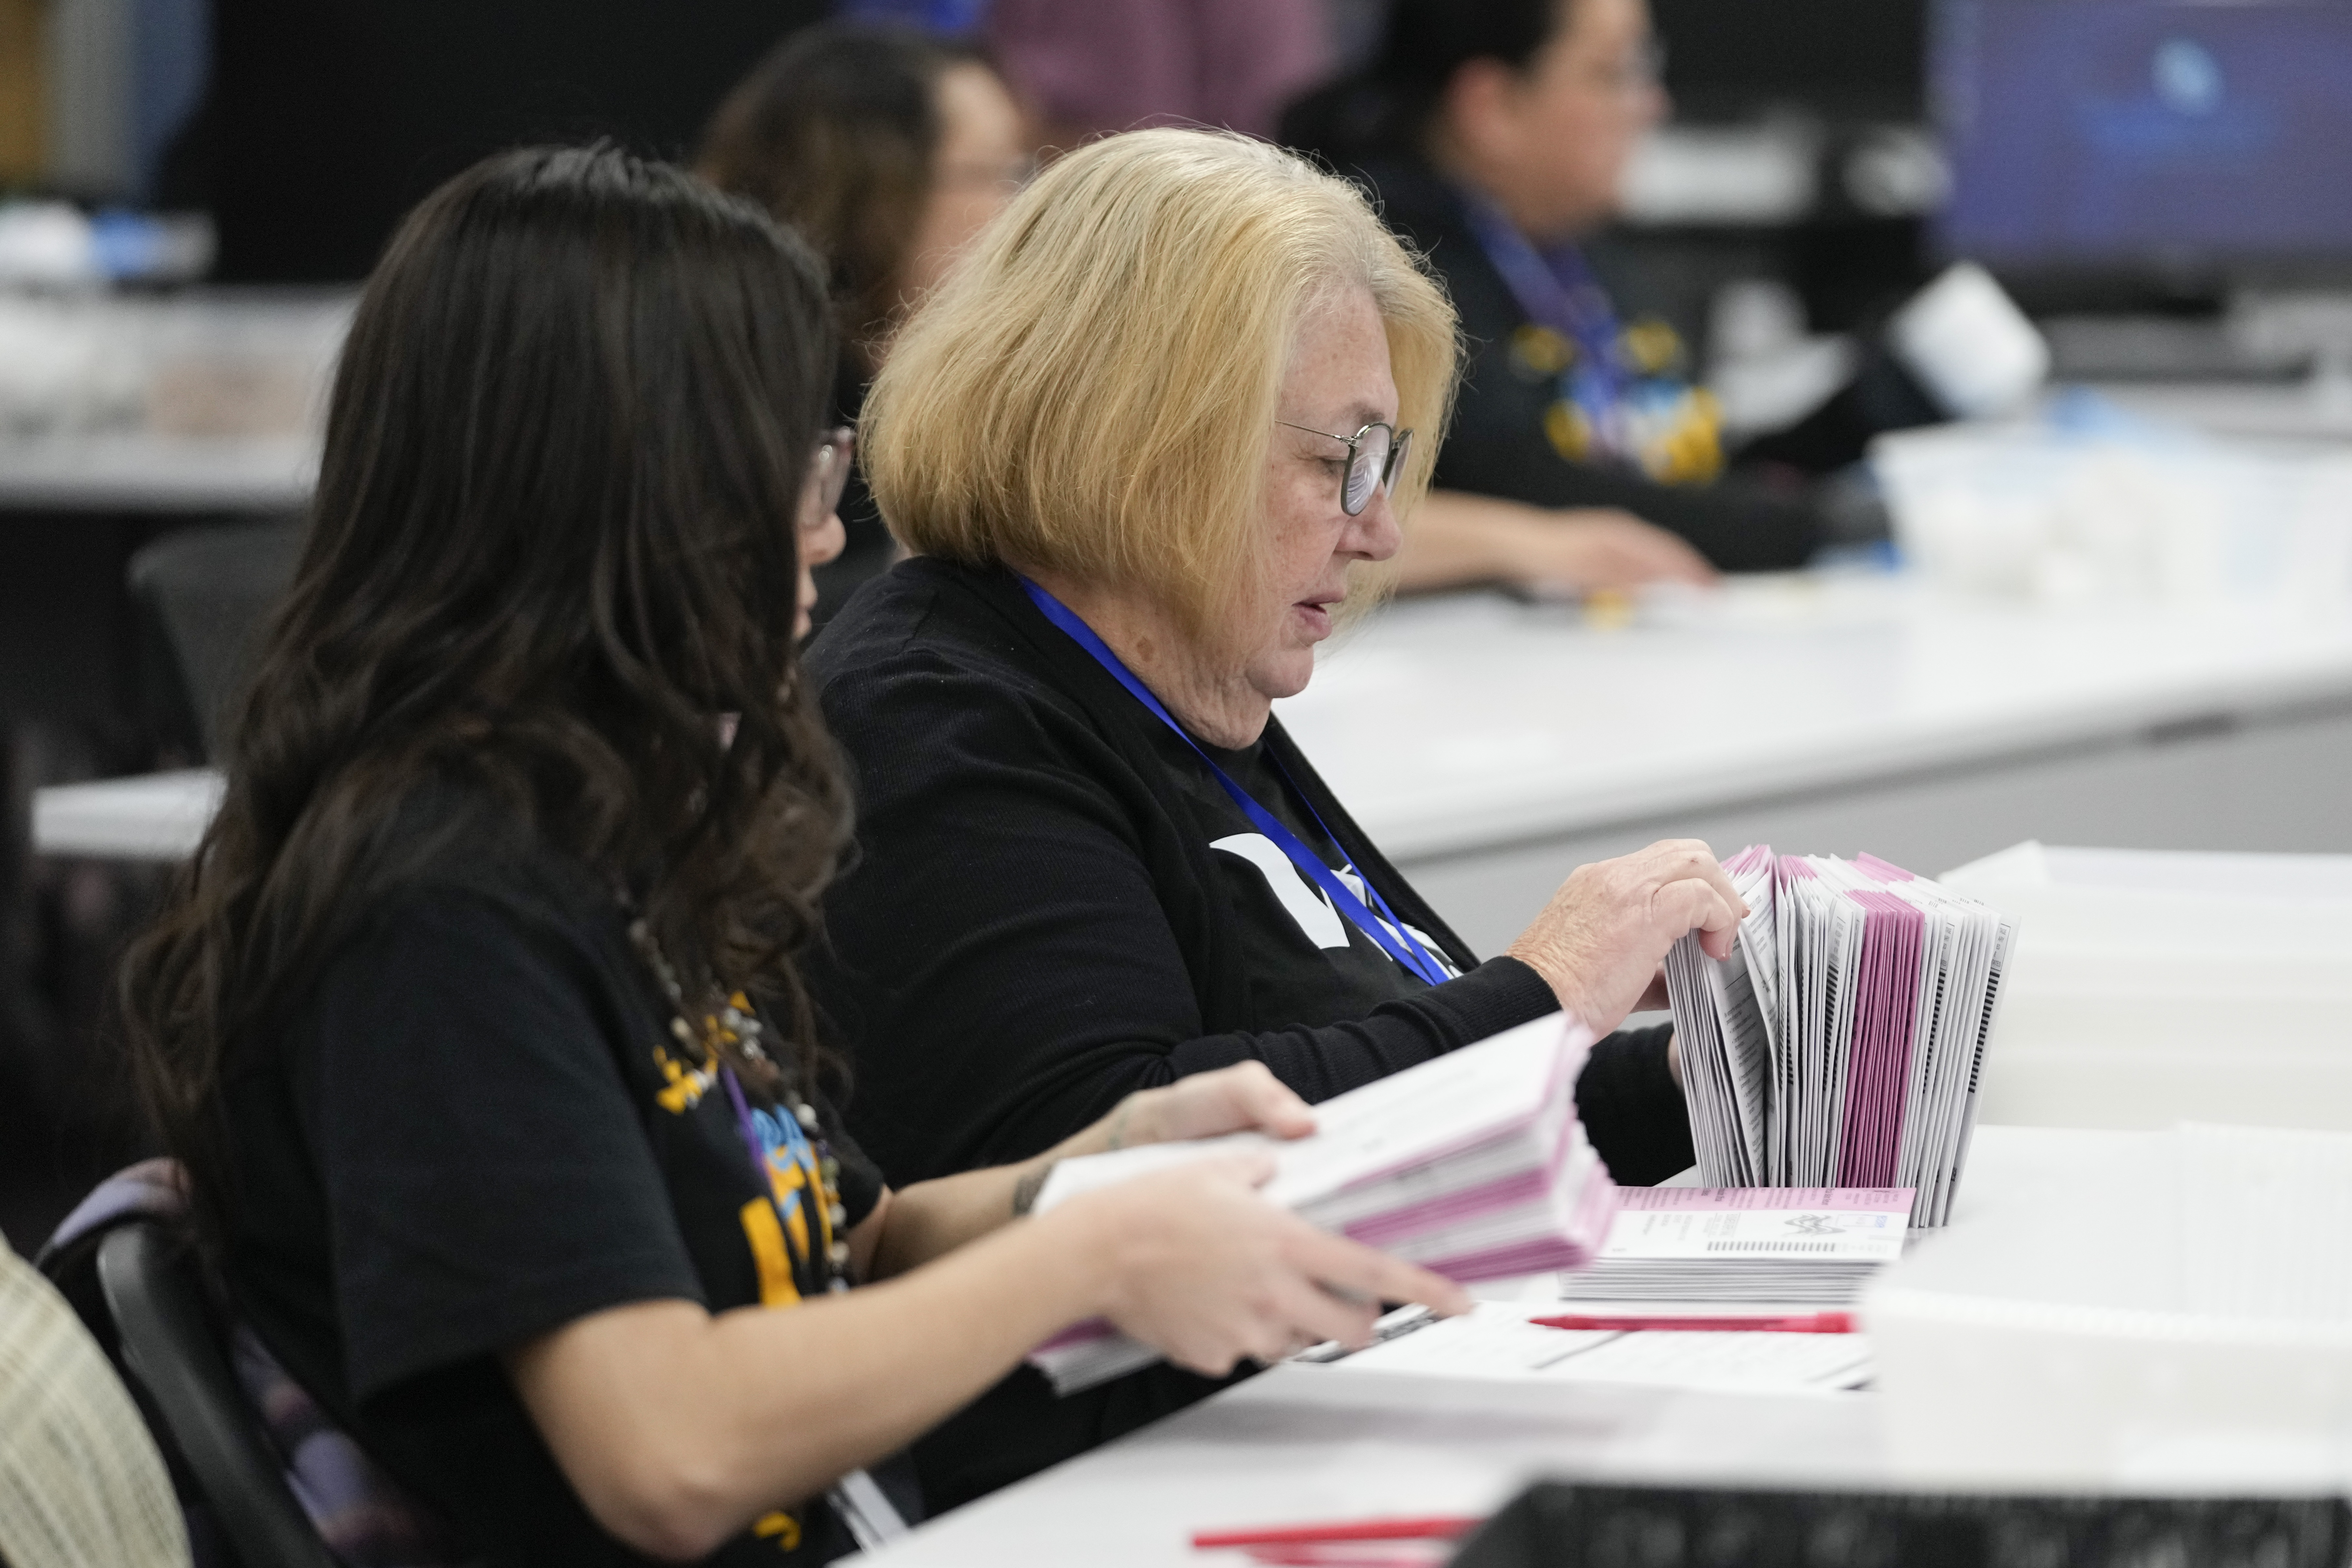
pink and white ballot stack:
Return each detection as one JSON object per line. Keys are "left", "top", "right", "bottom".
{"left": 1026, "top": 1014, "right": 1618, "bottom": 1394}
{"left": 1664, "top": 846, "right": 2016, "bottom": 1228}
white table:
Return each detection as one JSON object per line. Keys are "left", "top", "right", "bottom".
{"left": 0, "top": 432, "right": 317, "bottom": 512}
{"left": 849, "top": 1126, "right": 2111, "bottom": 1567}
{"left": 29, "top": 768, "right": 223, "bottom": 860}
{"left": 1278, "top": 576, "right": 2352, "bottom": 954}
{"left": 36, "top": 576, "right": 2352, "bottom": 954}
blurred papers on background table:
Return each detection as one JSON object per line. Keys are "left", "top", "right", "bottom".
{"left": 1026, "top": 1016, "right": 1617, "bottom": 1394}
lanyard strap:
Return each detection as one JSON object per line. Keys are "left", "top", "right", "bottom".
{"left": 1456, "top": 190, "right": 1629, "bottom": 425}
{"left": 1020, "top": 577, "right": 1451, "bottom": 987}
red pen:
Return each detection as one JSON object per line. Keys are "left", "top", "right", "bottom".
{"left": 1191, "top": 1516, "right": 1478, "bottom": 1549}
{"left": 1532, "top": 1311, "right": 1858, "bottom": 1334}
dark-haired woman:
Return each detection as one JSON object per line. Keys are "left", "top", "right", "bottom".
{"left": 1283, "top": 0, "right": 1850, "bottom": 597}
{"left": 117, "top": 145, "right": 1466, "bottom": 1566}
{"left": 699, "top": 22, "right": 1028, "bottom": 623}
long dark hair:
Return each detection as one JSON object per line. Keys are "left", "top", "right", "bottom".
{"left": 119, "top": 145, "right": 848, "bottom": 1229}
{"left": 696, "top": 22, "right": 991, "bottom": 354}
{"left": 1282, "top": 0, "right": 1568, "bottom": 167}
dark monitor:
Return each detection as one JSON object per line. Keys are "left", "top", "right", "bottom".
{"left": 1935, "top": 0, "right": 2352, "bottom": 283}
{"left": 1651, "top": 0, "right": 1925, "bottom": 124}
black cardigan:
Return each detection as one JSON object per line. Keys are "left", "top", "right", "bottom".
{"left": 805, "top": 558, "right": 1693, "bottom": 1507}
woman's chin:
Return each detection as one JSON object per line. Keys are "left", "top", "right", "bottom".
{"left": 1249, "top": 648, "right": 1321, "bottom": 704}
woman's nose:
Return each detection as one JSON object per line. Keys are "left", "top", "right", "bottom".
{"left": 806, "top": 509, "right": 847, "bottom": 568}
{"left": 1347, "top": 487, "right": 1403, "bottom": 563}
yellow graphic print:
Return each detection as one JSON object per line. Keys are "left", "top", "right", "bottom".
{"left": 1544, "top": 398, "right": 1594, "bottom": 463}
{"left": 661, "top": 987, "right": 842, "bottom": 1554}
{"left": 739, "top": 1198, "right": 803, "bottom": 1308}
{"left": 1510, "top": 323, "right": 1576, "bottom": 380}
{"left": 652, "top": 1043, "right": 712, "bottom": 1114}
{"left": 1620, "top": 317, "right": 1684, "bottom": 376}
{"left": 1537, "top": 315, "right": 1724, "bottom": 486}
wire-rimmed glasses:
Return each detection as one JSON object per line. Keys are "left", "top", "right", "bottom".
{"left": 803, "top": 427, "right": 854, "bottom": 528}
{"left": 1276, "top": 420, "right": 1415, "bottom": 516}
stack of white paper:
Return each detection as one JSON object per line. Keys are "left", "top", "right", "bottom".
{"left": 1561, "top": 1186, "right": 1912, "bottom": 1305}
{"left": 1024, "top": 1015, "right": 1618, "bottom": 1394}
{"left": 1666, "top": 846, "right": 2015, "bottom": 1227}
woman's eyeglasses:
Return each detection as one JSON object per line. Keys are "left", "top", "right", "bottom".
{"left": 1277, "top": 420, "right": 1414, "bottom": 516}
{"left": 804, "top": 427, "right": 854, "bottom": 528}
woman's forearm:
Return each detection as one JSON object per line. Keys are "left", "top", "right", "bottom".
{"left": 867, "top": 1097, "right": 1143, "bottom": 1278}
{"left": 1395, "top": 490, "right": 1546, "bottom": 590}
{"left": 509, "top": 1208, "right": 1111, "bottom": 1559}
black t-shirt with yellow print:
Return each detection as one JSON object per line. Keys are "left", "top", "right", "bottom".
{"left": 220, "top": 786, "right": 906, "bottom": 1565}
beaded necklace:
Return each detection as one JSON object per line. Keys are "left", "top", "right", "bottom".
{"left": 627, "top": 917, "right": 851, "bottom": 1290}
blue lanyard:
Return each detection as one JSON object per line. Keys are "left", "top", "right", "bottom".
{"left": 1020, "top": 577, "right": 1452, "bottom": 988}
{"left": 1456, "top": 191, "right": 1629, "bottom": 430}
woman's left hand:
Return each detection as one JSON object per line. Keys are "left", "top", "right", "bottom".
{"left": 1090, "top": 1062, "right": 1316, "bottom": 1153}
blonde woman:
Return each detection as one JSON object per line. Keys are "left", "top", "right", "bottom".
{"left": 807, "top": 128, "right": 1748, "bottom": 1507}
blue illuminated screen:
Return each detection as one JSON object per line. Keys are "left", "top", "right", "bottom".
{"left": 1936, "top": 0, "right": 2352, "bottom": 268}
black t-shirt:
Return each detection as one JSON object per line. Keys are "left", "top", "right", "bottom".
{"left": 1179, "top": 733, "right": 1465, "bottom": 1021}
{"left": 220, "top": 792, "right": 896, "bottom": 1565}
{"left": 806, "top": 559, "right": 1694, "bottom": 1509}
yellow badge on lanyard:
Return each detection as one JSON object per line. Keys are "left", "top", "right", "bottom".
{"left": 1510, "top": 324, "right": 1576, "bottom": 381}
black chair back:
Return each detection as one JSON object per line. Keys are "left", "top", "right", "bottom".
{"left": 96, "top": 1222, "right": 337, "bottom": 1568}
{"left": 127, "top": 521, "right": 304, "bottom": 762}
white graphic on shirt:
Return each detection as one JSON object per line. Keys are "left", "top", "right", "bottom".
{"left": 1334, "top": 866, "right": 1464, "bottom": 980}
{"left": 1210, "top": 834, "right": 1462, "bottom": 979}
{"left": 1210, "top": 833, "right": 1348, "bottom": 949}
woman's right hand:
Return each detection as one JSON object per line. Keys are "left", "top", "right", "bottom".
{"left": 1505, "top": 839, "right": 1748, "bottom": 1037}
{"left": 1051, "top": 1154, "right": 1470, "bottom": 1378}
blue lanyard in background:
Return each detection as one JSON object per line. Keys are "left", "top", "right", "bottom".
{"left": 1457, "top": 191, "right": 1630, "bottom": 443}
{"left": 1019, "top": 577, "right": 1452, "bottom": 988}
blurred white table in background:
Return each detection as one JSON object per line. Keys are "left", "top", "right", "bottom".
{"left": 30, "top": 769, "right": 222, "bottom": 860}
{"left": 0, "top": 432, "right": 317, "bottom": 512}
{"left": 1944, "top": 841, "right": 2352, "bottom": 1131}
{"left": 0, "top": 287, "right": 347, "bottom": 513}
{"left": 1281, "top": 575, "right": 2352, "bottom": 954}
{"left": 38, "top": 576, "right": 2352, "bottom": 943}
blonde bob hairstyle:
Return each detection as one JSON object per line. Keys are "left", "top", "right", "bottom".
{"left": 861, "top": 128, "right": 1460, "bottom": 635}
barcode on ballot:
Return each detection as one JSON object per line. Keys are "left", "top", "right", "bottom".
{"left": 1704, "top": 1240, "right": 1840, "bottom": 1253}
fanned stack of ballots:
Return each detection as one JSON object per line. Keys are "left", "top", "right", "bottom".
{"left": 1025, "top": 1015, "right": 1618, "bottom": 1394}
{"left": 1562, "top": 1186, "right": 1913, "bottom": 1305}
{"left": 1664, "top": 846, "right": 2015, "bottom": 1227}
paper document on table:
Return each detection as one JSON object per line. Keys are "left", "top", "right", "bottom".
{"left": 1665, "top": 848, "right": 2013, "bottom": 1227}
{"left": 1564, "top": 1186, "right": 1911, "bottom": 1305}
{"left": 1026, "top": 1015, "right": 1619, "bottom": 1395}
{"left": 1320, "top": 1303, "right": 1872, "bottom": 1394}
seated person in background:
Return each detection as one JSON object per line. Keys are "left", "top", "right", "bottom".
{"left": 809, "top": 127, "right": 1748, "bottom": 1509}
{"left": 116, "top": 145, "right": 1467, "bottom": 1567}
{"left": 699, "top": 22, "right": 1030, "bottom": 623}
{"left": 984, "top": 0, "right": 1332, "bottom": 149}
{"left": 1283, "top": 0, "right": 1848, "bottom": 596}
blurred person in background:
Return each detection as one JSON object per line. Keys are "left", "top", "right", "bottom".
{"left": 701, "top": 24, "right": 1030, "bottom": 622}
{"left": 1285, "top": 0, "right": 1850, "bottom": 597}
{"left": 985, "top": 0, "right": 1333, "bottom": 149}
